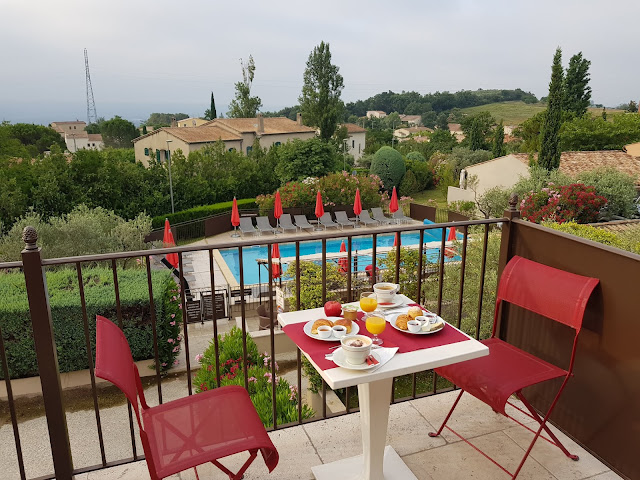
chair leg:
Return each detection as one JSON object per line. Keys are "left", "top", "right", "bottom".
{"left": 429, "top": 389, "right": 464, "bottom": 437}
{"left": 210, "top": 449, "right": 258, "bottom": 480}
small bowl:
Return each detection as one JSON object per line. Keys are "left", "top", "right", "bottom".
{"left": 414, "top": 315, "right": 427, "bottom": 326}
{"left": 340, "top": 335, "right": 372, "bottom": 365}
{"left": 407, "top": 320, "right": 422, "bottom": 333}
{"left": 317, "top": 325, "right": 332, "bottom": 339}
{"left": 424, "top": 313, "right": 438, "bottom": 324}
{"left": 332, "top": 325, "right": 347, "bottom": 338}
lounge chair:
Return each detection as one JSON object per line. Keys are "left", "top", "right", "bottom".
{"left": 319, "top": 213, "right": 339, "bottom": 229}
{"left": 334, "top": 211, "right": 356, "bottom": 229}
{"left": 358, "top": 210, "right": 380, "bottom": 226}
{"left": 392, "top": 209, "right": 411, "bottom": 224}
{"left": 239, "top": 217, "right": 259, "bottom": 236}
{"left": 278, "top": 213, "right": 298, "bottom": 233}
{"left": 294, "top": 214, "right": 314, "bottom": 231}
{"left": 256, "top": 216, "right": 277, "bottom": 235}
{"left": 371, "top": 207, "right": 393, "bottom": 225}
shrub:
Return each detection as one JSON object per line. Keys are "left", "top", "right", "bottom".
{"left": 285, "top": 261, "right": 344, "bottom": 310}
{"left": 448, "top": 200, "right": 476, "bottom": 217}
{"left": 405, "top": 158, "right": 434, "bottom": 191}
{"left": 151, "top": 198, "right": 257, "bottom": 229}
{"left": 0, "top": 267, "right": 181, "bottom": 379}
{"left": 399, "top": 170, "right": 420, "bottom": 196}
{"left": 542, "top": 221, "right": 621, "bottom": 246}
{"left": 577, "top": 168, "right": 637, "bottom": 218}
{"left": 520, "top": 183, "right": 607, "bottom": 224}
{"left": 370, "top": 146, "right": 406, "bottom": 190}
{"left": 406, "top": 151, "right": 426, "bottom": 163}
{"left": 274, "top": 138, "right": 340, "bottom": 184}
{"left": 193, "top": 327, "right": 314, "bottom": 427}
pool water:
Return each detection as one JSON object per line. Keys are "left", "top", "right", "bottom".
{"left": 219, "top": 229, "right": 460, "bottom": 285}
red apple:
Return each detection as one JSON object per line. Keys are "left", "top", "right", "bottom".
{"left": 324, "top": 301, "right": 342, "bottom": 317}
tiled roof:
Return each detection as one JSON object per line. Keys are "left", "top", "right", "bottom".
{"left": 88, "top": 134, "right": 103, "bottom": 141}
{"left": 590, "top": 219, "right": 640, "bottom": 234}
{"left": 203, "top": 117, "right": 316, "bottom": 135}
{"left": 342, "top": 123, "right": 366, "bottom": 133}
{"left": 558, "top": 151, "right": 640, "bottom": 185}
{"left": 132, "top": 126, "right": 242, "bottom": 144}
{"left": 624, "top": 142, "right": 640, "bottom": 157}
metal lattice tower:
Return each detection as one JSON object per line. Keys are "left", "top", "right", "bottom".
{"left": 84, "top": 48, "right": 98, "bottom": 125}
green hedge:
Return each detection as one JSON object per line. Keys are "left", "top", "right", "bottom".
{"left": 0, "top": 267, "right": 181, "bottom": 379}
{"left": 152, "top": 198, "right": 258, "bottom": 229}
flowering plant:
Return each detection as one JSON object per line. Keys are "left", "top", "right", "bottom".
{"left": 520, "top": 183, "right": 607, "bottom": 224}
{"left": 157, "top": 282, "right": 182, "bottom": 372}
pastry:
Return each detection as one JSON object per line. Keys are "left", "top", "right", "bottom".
{"left": 422, "top": 320, "right": 444, "bottom": 332}
{"left": 395, "top": 314, "right": 410, "bottom": 330}
{"left": 311, "top": 318, "right": 334, "bottom": 334}
{"left": 407, "top": 306, "right": 423, "bottom": 319}
{"left": 333, "top": 318, "right": 352, "bottom": 334}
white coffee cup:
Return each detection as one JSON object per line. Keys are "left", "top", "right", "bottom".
{"left": 407, "top": 320, "right": 422, "bottom": 333}
{"left": 332, "top": 325, "right": 347, "bottom": 338}
{"left": 317, "top": 325, "right": 332, "bottom": 339}
{"left": 340, "top": 335, "right": 372, "bottom": 365}
{"left": 373, "top": 282, "right": 399, "bottom": 303}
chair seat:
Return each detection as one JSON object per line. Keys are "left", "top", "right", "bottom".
{"left": 142, "top": 385, "right": 278, "bottom": 478}
{"left": 435, "top": 338, "right": 567, "bottom": 415}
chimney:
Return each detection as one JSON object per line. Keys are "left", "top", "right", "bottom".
{"left": 192, "top": 119, "right": 196, "bottom": 127}
{"left": 170, "top": 117, "right": 177, "bottom": 128}
{"left": 257, "top": 113, "right": 264, "bottom": 134}
{"left": 297, "top": 112, "right": 302, "bottom": 125}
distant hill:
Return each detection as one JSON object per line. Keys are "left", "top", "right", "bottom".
{"left": 459, "top": 101, "right": 547, "bottom": 125}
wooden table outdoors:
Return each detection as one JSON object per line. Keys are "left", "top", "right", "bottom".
{"left": 278, "top": 295, "right": 489, "bottom": 480}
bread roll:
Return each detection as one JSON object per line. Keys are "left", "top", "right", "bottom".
{"left": 311, "top": 319, "right": 334, "bottom": 334}
{"left": 334, "top": 318, "right": 352, "bottom": 333}
{"left": 407, "top": 306, "right": 423, "bottom": 319}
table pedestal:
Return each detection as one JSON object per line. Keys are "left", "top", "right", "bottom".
{"left": 311, "top": 378, "right": 418, "bottom": 480}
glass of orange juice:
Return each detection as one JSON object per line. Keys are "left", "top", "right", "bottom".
{"left": 360, "top": 292, "right": 377, "bottom": 313}
{"left": 365, "top": 310, "right": 386, "bottom": 346}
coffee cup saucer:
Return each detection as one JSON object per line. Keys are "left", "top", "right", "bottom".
{"left": 376, "top": 295, "right": 404, "bottom": 309}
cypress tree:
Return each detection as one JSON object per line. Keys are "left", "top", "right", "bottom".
{"left": 142, "top": 125, "right": 147, "bottom": 135}
{"left": 539, "top": 48, "right": 563, "bottom": 171}
{"left": 210, "top": 92, "right": 217, "bottom": 119}
{"left": 492, "top": 120, "right": 505, "bottom": 158}
{"left": 563, "top": 52, "right": 591, "bottom": 117}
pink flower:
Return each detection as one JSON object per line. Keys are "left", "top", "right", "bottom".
{"left": 162, "top": 362, "right": 167, "bottom": 367}
{"left": 177, "top": 335, "right": 182, "bottom": 342}
{"left": 178, "top": 305, "right": 182, "bottom": 309}
{"left": 248, "top": 376, "right": 257, "bottom": 383}
{"left": 195, "top": 353, "right": 204, "bottom": 362}
{"left": 173, "top": 359, "right": 179, "bottom": 366}
{"left": 167, "top": 338, "right": 175, "bottom": 344}
{"left": 170, "top": 321, "right": 176, "bottom": 326}
{"left": 171, "top": 314, "right": 175, "bottom": 318}
{"left": 172, "top": 346, "right": 179, "bottom": 353}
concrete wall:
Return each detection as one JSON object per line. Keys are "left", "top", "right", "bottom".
{"left": 346, "top": 131, "right": 366, "bottom": 161}
{"left": 65, "top": 136, "right": 103, "bottom": 153}
{"left": 447, "top": 186, "right": 475, "bottom": 205}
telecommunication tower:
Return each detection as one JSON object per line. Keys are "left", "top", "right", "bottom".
{"left": 84, "top": 48, "right": 98, "bottom": 125}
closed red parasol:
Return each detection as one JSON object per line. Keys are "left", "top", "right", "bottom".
{"left": 389, "top": 186, "right": 399, "bottom": 213}
{"left": 315, "top": 190, "right": 325, "bottom": 219}
{"left": 274, "top": 191, "right": 283, "bottom": 221}
{"left": 272, "top": 243, "right": 281, "bottom": 278}
{"left": 338, "top": 240, "right": 348, "bottom": 272}
{"left": 163, "top": 219, "right": 179, "bottom": 269}
{"left": 447, "top": 225, "right": 457, "bottom": 241}
{"left": 393, "top": 232, "right": 401, "bottom": 247}
{"left": 353, "top": 188, "right": 363, "bottom": 228}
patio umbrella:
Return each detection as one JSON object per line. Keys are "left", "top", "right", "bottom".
{"left": 338, "top": 240, "right": 348, "bottom": 272}
{"left": 163, "top": 219, "right": 179, "bottom": 269}
{"left": 274, "top": 191, "right": 283, "bottom": 229}
{"left": 389, "top": 186, "right": 399, "bottom": 213}
{"left": 315, "top": 190, "right": 325, "bottom": 227}
{"left": 271, "top": 243, "right": 281, "bottom": 279}
{"left": 353, "top": 188, "right": 362, "bottom": 227}
{"left": 393, "top": 232, "right": 401, "bottom": 247}
{"left": 447, "top": 225, "right": 457, "bottom": 241}
{"left": 230, "top": 196, "right": 240, "bottom": 238}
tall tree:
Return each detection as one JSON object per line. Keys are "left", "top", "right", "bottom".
{"left": 228, "top": 56, "right": 262, "bottom": 118}
{"left": 299, "top": 41, "right": 345, "bottom": 141}
{"left": 539, "top": 48, "right": 564, "bottom": 171}
{"left": 100, "top": 116, "right": 139, "bottom": 148}
{"left": 563, "top": 52, "right": 592, "bottom": 117}
{"left": 492, "top": 120, "right": 506, "bottom": 157}
{"left": 204, "top": 92, "right": 217, "bottom": 120}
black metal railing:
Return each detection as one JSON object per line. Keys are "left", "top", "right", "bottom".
{"left": 0, "top": 217, "right": 505, "bottom": 479}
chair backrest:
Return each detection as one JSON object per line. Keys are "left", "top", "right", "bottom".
{"left": 320, "top": 213, "right": 333, "bottom": 223}
{"left": 280, "top": 213, "right": 293, "bottom": 226}
{"left": 257, "top": 216, "right": 273, "bottom": 228}
{"left": 360, "top": 209, "right": 373, "bottom": 220}
{"left": 240, "top": 217, "right": 255, "bottom": 229}
{"left": 372, "top": 207, "right": 384, "bottom": 217}
{"left": 495, "top": 256, "right": 599, "bottom": 336}
{"left": 335, "top": 211, "right": 349, "bottom": 221}
{"left": 294, "top": 215, "right": 310, "bottom": 226}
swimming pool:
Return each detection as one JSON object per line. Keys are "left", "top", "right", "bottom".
{"left": 219, "top": 228, "right": 460, "bottom": 285}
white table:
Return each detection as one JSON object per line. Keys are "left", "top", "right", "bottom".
{"left": 278, "top": 295, "right": 489, "bottom": 480}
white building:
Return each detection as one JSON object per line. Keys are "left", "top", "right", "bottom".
{"left": 342, "top": 123, "right": 367, "bottom": 162}
{"left": 366, "top": 110, "right": 387, "bottom": 119}
{"left": 65, "top": 132, "right": 104, "bottom": 152}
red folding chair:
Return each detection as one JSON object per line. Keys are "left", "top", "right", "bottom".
{"left": 429, "top": 256, "right": 599, "bottom": 479}
{"left": 94, "top": 315, "right": 279, "bottom": 480}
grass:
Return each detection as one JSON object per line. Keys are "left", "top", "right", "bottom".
{"left": 412, "top": 188, "right": 448, "bottom": 209}
{"left": 460, "top": 101, "right": 546, "bottom": 125}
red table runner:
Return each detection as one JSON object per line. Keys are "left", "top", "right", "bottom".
{"left": 282, "top": 315, "right": 470, "bottom": 371}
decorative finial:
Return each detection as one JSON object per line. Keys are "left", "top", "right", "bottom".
{"left": 508, "top": 193, "right": 519, "bottom": 211}
{"left": 22, "top": 226, "right": 38, "bottom": 250}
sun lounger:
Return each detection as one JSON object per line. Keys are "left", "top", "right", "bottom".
{"left": 358, "top": 210, "right": 380, "bottom": 226}
{"left": 334, "top": 211, "right": 356, "bottom": 229}
{"left": 278, "top": 213, "right": 298, "bottom": 233}
{"left": 294, "top": 215, "right": 314, "bottom": 231}
{"left": 319, "top": 213, "right": 339, "bottom": 229}
{"left": 239, "top": 217, "right": 259, "bottom": 236}
{"left": 371, "top": 207, "right": 393, "bottom": 225}
{"left": 392, "top": 209, "right": 411, "bottom": 224}
{"left": 256, "top": 216, "right": 277, "bottom": 235}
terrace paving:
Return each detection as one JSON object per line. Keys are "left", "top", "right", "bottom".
{"left": 72, "top": 391, "right": 620, "bottom": 480}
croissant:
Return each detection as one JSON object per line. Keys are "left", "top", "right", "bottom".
{"left": 395, "top": 314, "right": 410, "bottom": 330}
{"left": 333, "top": 318, "right": 352, "bottom": 333}
{"left": 311, "top": 319, "right": 334, "bottom": 334}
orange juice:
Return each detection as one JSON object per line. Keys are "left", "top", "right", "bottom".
{"left": 366, "top": 315, "right": 386, "bottom": 335}
{"left": 360, "top": 296, "right": 377, "bottom": 313}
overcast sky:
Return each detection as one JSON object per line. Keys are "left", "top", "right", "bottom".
{"left": 1, "top": 0, "right": 638, "bottom": 125}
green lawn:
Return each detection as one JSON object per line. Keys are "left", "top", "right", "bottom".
{"left": 460, "top": 101, "right": 546, "bottom": 125}
{"left": 411, "top": 189, "right": 448, "bottom": 209}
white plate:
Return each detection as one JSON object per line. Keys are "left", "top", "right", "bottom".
{"left": 303, "top": 317, "right": 359, "bottom": 341}
{"left": 375, "top": 296, "right": 405, "bottom": 309}
{"left": 388, "top": 313, "right": 445, "bottom": 335}
{"left": 331, "top": 348, "right": 381, "bottom": 370}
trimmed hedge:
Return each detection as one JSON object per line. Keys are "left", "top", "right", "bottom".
{"left": 152, "top": 198, "right": 258, "bottom": 229}
{"left": 0, "top": 267, "right": 181, "bottom": 379}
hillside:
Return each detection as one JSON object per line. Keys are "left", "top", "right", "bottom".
{"left": 459, "top": 101, "right": 546, "bottom": 125}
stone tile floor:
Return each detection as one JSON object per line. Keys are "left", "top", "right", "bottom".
{"left": 77, "top": 391, "right": 621, "bottom": 480}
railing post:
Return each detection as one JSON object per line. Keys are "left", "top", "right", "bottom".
{"left": 20, "top": 227, "right": 74, "bottom": 479}
{"left": 497, "top": 193, "right": 521, "bottom": 280}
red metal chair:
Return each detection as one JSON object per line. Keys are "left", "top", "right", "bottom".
{"left": 94, "top": 315, "right": 279, "bottom": 480}
{"left": 429, "top": 256, "right": 599, "bottom": 478}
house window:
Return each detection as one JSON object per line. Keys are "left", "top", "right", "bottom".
{"left": 156, "top": 149, "right": 161, "bottom": 163}
{"left": 144, "top": 148, "right": 149, "bottom": 155}
{"left": 359, "top": 144, "right": 361, "bottom": 154}
{"left": 165, "top": 150, "right": 169, "bottom": 161}
{"left": 246, "top": 146, "right": 252, "bottom": 154}
{"left": 275, "top": 142, "right": 281, "bottom": 146}
{"left": 352, "top": 140, "right": 355, "bottom": 148}
{"left": 228, "top": 148, "right": 235, "bottom": 152}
